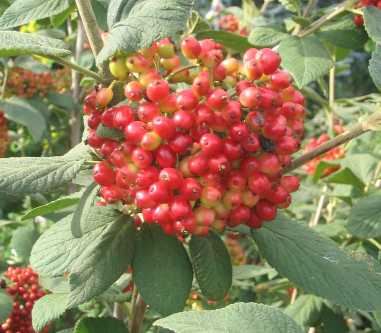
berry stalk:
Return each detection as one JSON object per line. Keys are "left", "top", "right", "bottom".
{"left": 283, "top": 111, "right": 381, "bottom": 174}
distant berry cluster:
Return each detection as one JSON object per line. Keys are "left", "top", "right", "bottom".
{"left": 0, "top": 267, "right": 46, "bottom": 333}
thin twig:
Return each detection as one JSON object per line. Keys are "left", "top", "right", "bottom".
{"left": 309, "top": 186, "right": 327, "bottom": 227}
{"left": 113, "top": 302, "right": 126, "bottom": 321}
{"left": 45, "top": 55, "right": 103, "bottom": 82}
{"left": 1, "top": 65, "right": 8, "bottom": 99}
{"left": 297, "top": 0, "right": 358, "bottom": 38}
{"left": 166, "top": 64, "right": 198, "bottom": 81}
{"left": 303, "top": 0, "right": 318, "bottom": 17}
{"left": 282, "top": 114, "right": 380, "bottom": 174}
{"left": 70, "top": 19, "right": 85, "bottom": 148}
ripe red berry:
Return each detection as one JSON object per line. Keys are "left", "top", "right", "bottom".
{"left": 93, "top": 161, "right": 116, "bottom": 186}
{"left": 146, "top": 79, "right": 170, "bottom": 102}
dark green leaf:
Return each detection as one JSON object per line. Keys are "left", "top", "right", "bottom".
{"left": 68, "top": 219, "right": 136, "bottom": 307}
{"left": 320, "top": 306, "right": 348, "bottom": 333}
{"left": 248, "top": 25, "right": 288, "bottom": 48}
{"left": 47, "top": 92, "right": 75, "bottom": 110}
{"left": 0, "top": 291, "right": 13, "bottom": 323}
{"left": 74, "top": 317, "right": 128, "bottom": 333}
{"left": 96, "top": 123, "right": 124, "bottom": 140}
{"left": 347, "top": 194, "right": 381, "bottom": 238}
{"left": 364, "top": 6, "right": 381, "bottom": 44}
{"left": 370, "top": 45, "right": 381, "bottom": 91}
{"left": 32, "top": 293, "right": 69, "bottom": 332}
{"left": 324, "top": 167, "right": 364, "bottom": 189}
{"left": 0, "top": 156, "right": 84, "bottom": 194}
{"left": 10, "top": 225, "right": 39, "bottom": 262}
{"left": 252, "top": 215, "right": 381, "bottom": 310}
{"left": 0, "top": 31, "right": 70, "bottom": 57}
{"left": 195, "top": 30, "right": 252, "bottom": 53}
{"left": 22, "top": 197, "right": 80, "bottom": 220}
{"left": 133, "top": 225, "right": 193, "bottom": 315}
{"left": 318, "top": 16, "right": 367, "bottom": 49}
{"left": 0, "top": 0, "right": 72, "bottom": 29}
{"left": 97, "top": 0, "right": 194, "bottom": 64}
{"left": 284, "top": 295, "right": 324, "bottom": 327}
{"left": 71, "top": 182, "right": 99, "bottom": 237}
{"left": 189, "top": 231, "right": 232, "bottom": 300}
{"left": 0, "top": 97, "right": 47, "bottom": 141}
{"left": 278, "top": 35, "right": 333, "bottom": 88}
{"left": 313, "top": 161, "right": 340, "bottom": 182}
{"left": 154, "top": 302, "right": 304, "bottom": 333}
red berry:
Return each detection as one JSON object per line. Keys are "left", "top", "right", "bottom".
{"left": 93, "top": 161, "right": 115, "bottom": 186}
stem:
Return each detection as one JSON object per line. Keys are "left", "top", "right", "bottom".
{"left": 45, "top": 55, "right": 103, "bottom": 82}
{"left": 1, "top": 65, "right": 8, "bottom": 99}
{"left": 303, "top": 0, "right": 318, "bottom": 17}
{"left": 282, "top": 111, "right": 381, "bottom": 174}
{"left": 260, "top": 0, "right": 272, "bottom": 14}
{"left": 74, "top": 0, "right": 103, "bottom": 57}
{"left": 297, "top": 0, "right": 357, "bottom": 38}
{"left": 328, "top": 49, "right": 336, "bottom": 132}
{"left": 129, "top": 292, "right": 146, "bottom": 333}
{"left": 113, "top": 303, "right": 125, "bottom": 321}
{"left": 70, "top": 19, "right": 85, "bottom": 148}
{"left": 309, "top": 185, "right": 327, "bottom": 227}
{"left": 166, "top": 64, "right": 198, "bottom": 81}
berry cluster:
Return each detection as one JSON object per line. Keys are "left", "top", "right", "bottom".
{"left": 85, "top": 36, "right": 304, "bottom": 237}
{"left": 52, "top": 67, "right": 72, "bottom": 93}
{"left": 225, "top": 235, "right": 246, "bottom": 265}
{"left": 7, "top": 68, "right": 53, "bottom": 98}
{"left": 354, "top": 0, "right": 381, "bottom": 26}
{"left": 0, "top": 110, "right": 8, "bottom": 158}
{"left": 218, "top": 14, "right": 249, "bottom": 36}
{"left": 303, "top": 134, "right": 345, "bottom": 176}
{"left": 0, "top": 267, "right": 46, "bottom": 333}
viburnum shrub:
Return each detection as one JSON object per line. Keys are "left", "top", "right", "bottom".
{"left": 85, "top": 37, "right": 303, "bottom": 237}
{"left": 0, "top": 267, "right": 46, "bottom": 333}
{"left": 0, "top": 110, "right": 8, "bottom": 157}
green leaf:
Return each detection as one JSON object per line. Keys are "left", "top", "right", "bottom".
{"left": 320, "top": 306, "right": 348, "bottom": 333}
{"left": 341, "top": 153, "right": 379, "bottom": 184}
{"left": 154, "top": 302, "right": 304, "bottom": 333}
{"left": 278, "top": 35, "right": 333, "bottom": 88}
{"left": 0, "top": 0, "right": 71, "bottom": 29}
{"left": 96, "top": 123, "right": 124, "bottom": 140}
{"left": 0, "top": 291, "right": 13, "bottom": 323}
{"left": 97, "top": 0, "right": 194, "bottom": 64}
{"left": 71, "top": 182, "right": 99, "bottom": 237}
{"left": 324, "top": 167, "right": 364, "bottom": 189}
{"left": 47, "top": 92, "right": 75, "bottom": 110}
{"left": 189, "top": 231, "right": 232, "bottom": 300}
{"left": 30, "top": 213, "right": 111, "bottom": 276}
{"left": 318, "top": 16, "right": 367, "bottom": 50}
{"left": 195, "top": 30, "right": 252, "bottom": 53}
{"left": 0, "top": 156, "right": 84, "bottom": 195}
{"left": 10, "top": 225, "right": 39, "bottom": 262}
{"left": 364, "top": 6, "right": 381, "bottom": 44}
{"left": 0, "top": 31, "right": 70, "bottom": 57}
{"left": 0, "top": 97, "right": 47, "bottom": 141}
{"left": 68, "top": 219, "right": 136, "bottom": 307}
{"left": 252, "top": 215, "right": 381, "bottom": 311}
{"left": 370, "top": 45, "right": 381, "bottom": 91}
{"left": 279, "top": 0, "right": 300, "bottom": 13}
{"left": 347, "top": 194, "right": 381, "bottom": 238}
{"left": 92, "top": 0, "right": 108, "bottom": 32}
{"left": 284, "top": 295, "right": 324, "bottom": 327}
{"left": 32, "top": 293, "right": 69, "bottom": 332}
{"left": 107, "top": 0, "right": 134, "bottom": 29}
{"left": 248, "top": 25, "right": 288, "bottom": 48}
{"left": 74, "top": 317, "right": 128, "bottom": 333}
{"left": 133, "top": 225, "right": 193, "bottom": 315}
{"left": 22, "top": 197, "right": 80, "bottom": 221}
